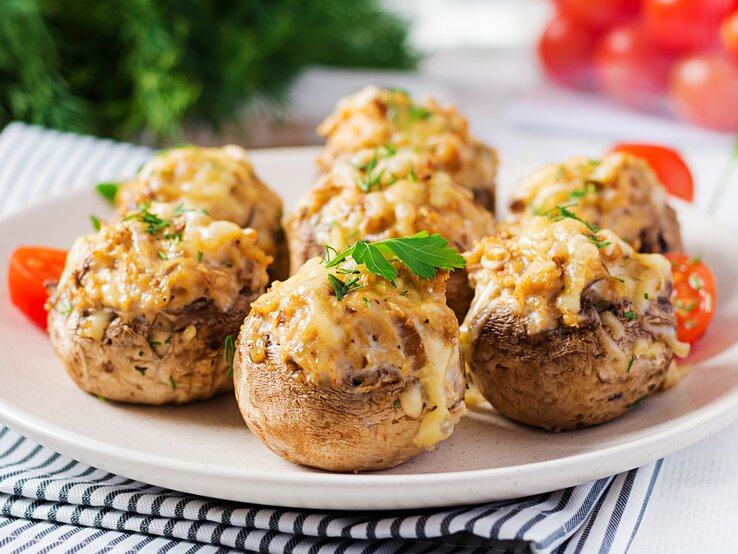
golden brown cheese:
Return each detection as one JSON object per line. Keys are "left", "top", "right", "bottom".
{"left": 50, "top": 203, "right": 271, "bottom": 327}
{"left": 507, "top": 153, "right": 678, "bottom": 252}
{"left": 116, "top": 145, "right": 283, "bottom": 260}
{"left": 316, "top": 86, "right": 497, "bottom": 205}
{"left": 247, "top": 258, "right": 462, "bottom": 448}
{"left": 461, "top": 217, "right": 688, "bottom": 358}
{"left": 285, "top": 147, "right": 495, "bottom": 273}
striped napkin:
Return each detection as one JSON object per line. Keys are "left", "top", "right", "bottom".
{"left": 0, "top": 122, "right": 661, "bottom": 553}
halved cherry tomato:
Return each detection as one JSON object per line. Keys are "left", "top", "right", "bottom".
{"left": 7, "top": 247, "right": 67, "bottom": 329}
{"left": 721, "top": 11, "right": 738, "bottom": 62}
{"left": 538, "top": 12, "right": 598, "bottom": 89}
{"left": 664, "top": 253, "right": 717, "bottom": 343}
{"left": 609, "top": 143, "right": 694, "bottom": 201}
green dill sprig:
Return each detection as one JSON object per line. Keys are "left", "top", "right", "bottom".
{"left": 541, "top": 204, "right": 600, "bottom": 233}
{"left": 224, "top": 335, "right": 236, "bottom": 377}
{"left": 323, "top": 232, "right": 466, "bottom": 301}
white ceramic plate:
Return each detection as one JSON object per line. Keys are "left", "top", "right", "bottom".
{"left": 1, "top": 147, "right": 737, "bottom": 511}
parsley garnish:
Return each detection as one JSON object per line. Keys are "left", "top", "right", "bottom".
{"left": 409, "top": 167, "right": 418, "bottom": 182}
{"left": 96, "top": 395, "right": 108, "bottom": 403}
{"left": 59, "top": 301, "right": 73, "bottom": 315}
{"left": 169, "top": 376, "right": 177, "bottom": 390}
{"left": 614, "top": 277, "right": 625, "bottom": 284}
{"left": 407, "top": 105, "right": 432, "bottom": 122}
{"left": 627, "top": 354, "right": 635, "bottom": 372}
{"left": 688, "top": 273, "right": 704, "bottom": 291}
{"left": 90, "top": 215, "right": 102, "bottom": 231}
{"left": 401, "top": 290, "right": 409, "bottom": 296}
{"left": 157, "top": 251, "right": 168, "bottom": 260}
{"left": 624, "top": 311, "right": 637, "bottom": 320}
{"left": 147, "top": 335, "right": 161, "bottom": 349}
{"left": 587, "top": 233, "right": 611, "bottom": 249}
{"left": 95, "top": 182, "right": 119, "bottom": 204}
{"left": 393, "top": 399, "right": 401, "bottom": 409}
{"left": 197, "top": 251, "right": 203, "bottom": 262}
{"left": 354, "top": 151, "right": 385, "bottom": 192}
{"left": 542, "top": 204, "right": 599, "bottom": 233}
{"left": 135, "top": 366, "right": 147, "bottom": 376}
{"left": 382, "top": 144, "right": 397, "bottom": 156}
{"left": 224, "top": 335, "right": 236, "bottom": 377}
{"left": 362, "top": 297, "right": 372, "bottom": 309}
{"left": 644, "top": 293, "right": 649, "bottom": 300}
{"left": 123, "top": 203, "right": 172, "bottom": 236}
{"left": 324, "top": 232, "right": 466, "bottom": 301}
{"left": 628, "top": 394, "right": 649, "bottom": 408}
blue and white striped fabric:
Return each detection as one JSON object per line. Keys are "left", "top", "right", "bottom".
{"left": 0, "top": 123, "right": 661, "bottom": 553}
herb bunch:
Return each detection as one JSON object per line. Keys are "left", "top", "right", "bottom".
{"left": 323, "top": 231, "right": 466, "bottom": 301}
{"left": 0, "top": 0, "right": 418, "bottom": 142}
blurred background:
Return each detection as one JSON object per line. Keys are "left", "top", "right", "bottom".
{"left": 1, "top": 0, "right": 737, "bottom": 219}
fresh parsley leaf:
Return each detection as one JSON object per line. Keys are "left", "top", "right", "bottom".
{"left": 95, "top": 182, "right": 119, "bottom": 204}
{"left": 351, "top": 241, "right": 398, "bottom": 282}
{"left": 373, "top": 232, "right": 466, "bottom": 278}
{"left": 224, "top": 335, "right": 236, "bottom": 377}
{"left": 624, "top": 311, "right": 637, "bottom": 320}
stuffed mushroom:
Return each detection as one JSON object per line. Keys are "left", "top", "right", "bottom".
{"left": 284, "top": 148, "right": 495, "bottom": 320}
{"left": 507, "top": 153, "right": 682, "bottom": 253}
{"left": 461, "top": 216, "right": 689, "bottom": 431}
{"left": 116, "top": 144, "right": 287, "bottom": 278}
{"left": 317, "top": 86, "right": 498, "bottom": 210}
{"left": 234, "top": 256, "right": 466, "bottom": 472}
{"left": 47, "top": 203, "right": 271, "bottom": 404}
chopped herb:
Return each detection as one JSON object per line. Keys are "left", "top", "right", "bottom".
{"left": 570, "top": 182, "right": 598, "bottom": 199}
{"left": 588, "top": 159, "right": 600, "bottom": 166}
{"left": 59, "top": 301, "right": 73, "bottom": 315}
{"left": 382, "top": 144, "right": 397, "bottom": 156}
{"left": 95, "top": 182, "right": 119, "bottom": 204}
{"left": 687, "top": 255, "right": 702, "bottom": 264}
{"left": 393, "top": 399, "right": 401, "bottom": 409}
{"left": 362, "top": 297, "right": 372, "bottom": 309}
{"left": 407, "top": 105, "right": 432, "bottom": 122}
{"left": 328, "top": 273, "right": 363, "bottom": 301}
{"left": 354, "top": 151, "right": 385, "bottom": 192}
{"left": 554, "top": 165, "right": 566, "bottom": 179}
{"left": 644, "top": 293, "right": 649, "bottom": 300}
{"left": 138, "top": 351, "right": 144, "bottom": 357}
{"left": 674, "top": 300, "right": 697, "bottom": 312}
{"left": 164, "top": 232, "right": 181, "bottom": 243}
{"left": 614, "top": 277, "right": 625, "bottom": 283}
{"left": 96, "top": 395, "right": 108, "bottom": 403}
{"left": 388, "top": 87, "right": 409, "bottom": 96}
{"left": 169, "top": 376, "right": 177, "bottom": 390}
{"left": 123, "top": 203, "right": 172, "bottom": 236}
{"left": 90, "top": 214, "right": 102, "bottom": 231}
{"left": 587, "top": 233, "right": 611, "bottom": 249}
{"left": 134, "top": 366, "right": 147, "bottom": 376}
{"left": 684, "top": 320, "right": 698, "bottom": 329}
{"left": 224, "top": 335, "right": 236, "bottom": 377}
{"left": 627, "top": 354, "right": 635, "bottom": 372}
{"left": 628, "top": 394, "right": 649, "bottom": 409}
{"left": 323, "top": 244, "right": 339, "bottom": 263}
{"left": 624, "top": 311, "right": 637, "bottom": 320}
{"left": 409, "top": 167, "right": 418, "bottom": 182}
{"left": 401, "top": 290, "right": 409, "bottom": 296}
{"left": 541, "top": 204, "right": 600, "bottom": 233}
{"left": 157, "top": 251, "right": 168, "bottom": 260}
{"left": 147, "top": 335, "right": 161, "bottom": 348}
{"left": 197, "top": 250, "right": 203, "bottom": 262}
{"left": 688, "top": 273, "right": 704, "bottom": 291}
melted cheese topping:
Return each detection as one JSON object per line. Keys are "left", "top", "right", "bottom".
{"left": 247, "top": 258, "right": 462, "bottom": 448}
{"left": 285, "top": 151, "right": 495, "bottom": 271}
{"left": 50, "top": 203, "right": 271, "bottom": 326}
{"left": 461, "top": 218, "right": 687, "bottom": 358}
{"left": 508, "top": 153, "right": 673, "bottom": 252}
{"left": 316, "top": 86, "right": 497, "bottom": 196}
{"left": 116, "top": 145, "right": 283, "bottom": 257}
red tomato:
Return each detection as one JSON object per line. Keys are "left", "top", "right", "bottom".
{"left": 644, "top": 0, "right": 734, "bottom": 53}
{"left": 7, "top": 247, "right": 67, "bottom": 329}
{"left": 721, "top": 11, "right": 738, "bottom": 61}
{"left": 609, "top": 143, "right": 694, "bottom": 201}
{"left": 668, "top": 53, "right": 738, "bottom": 132}
{"left": 664, "top": 253, "right": 717, "bottom": 344}
{"left": 559, "top": 0, "right": 641, "bottom": 30}
{"left": 593, "top": 23, "right": 673, "bottom": 108}
{"left": 538, "top": 13, "right": 597, "bottom": 88}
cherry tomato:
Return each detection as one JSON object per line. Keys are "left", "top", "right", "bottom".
{"left": 644, "top": 0, "right": 734, "bottom": 53}
{"left": 609, "top": 143, "right": 694, "bottom": 201}
{"left": 721, "top": 11, "right": 738, "bottom": 61}
{"left": 559, "top": 0, "right": 641, "bottom": 30}
{"left": 664, "top": 253, "right": 717, "bottom": 343}
{"left": 593, "top": 23, "right": 673, "bottom": 109}
{"left": 7, "top": 247, "right": 67, "bottom": 329}
{"left": 668, "top": 53, "right": 738, "bottom": 132}
{"left": 538, "top": 13, "right": 597, "bottom": 88}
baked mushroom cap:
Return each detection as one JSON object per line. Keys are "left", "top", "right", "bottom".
{"left": 316, "top": 85, "right": 498, "bottom": 210}
{"left": 462, "top": 217, "right": 689, "bottom": 431}
{"left": 507, "top": 153, "right": 682, "bottom": 253}
{"left": 284, "top": 148, "right": 495, "bottom": 320}
{"left": 234, "top": 258, "right": 466, "bottom": 472}
{"left": 47, "top": 203, "right": 271, "bottom": 404}
{"left": 116, "top": 144, "right": 287, "bottom": 279}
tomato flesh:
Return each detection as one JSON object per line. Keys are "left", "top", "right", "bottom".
{"left": 609, "top": 143, "right": 694, "bottom": 201}
{"left": 721, "top": 11, "right": 738, "bottom": 62}
{"left": 7, "top": 247, "right": 67, "bottom": 329}
{"left": 664, "top": 253, "right": 717, "bottom": 344}
{"left": 538, "top": 12, "right": 597, "bottom": 89}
